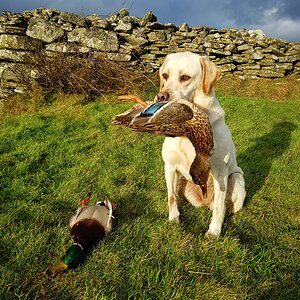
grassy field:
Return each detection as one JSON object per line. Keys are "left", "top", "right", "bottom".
{"left": 0, "top": 89, "right": 299, "bottom": 299}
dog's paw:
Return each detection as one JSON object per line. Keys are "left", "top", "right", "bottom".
{"left": 233, "top": 201, "right": 244, "bottom": 213}
{"left": 205, "top": 228, "right": 221, "bottom": 239}
{"left": 168, "top": 208, "right": 180, "bottom": 223}
{"left": 169, "top": 215, "right": 180, "bottom": 224}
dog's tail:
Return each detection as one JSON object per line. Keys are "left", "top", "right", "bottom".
{"left": 177, "top": 175, "right": 214, "bottom": 210}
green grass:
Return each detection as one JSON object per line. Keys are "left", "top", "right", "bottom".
{"left": 0, "top": 93, "right": 299, "bottom": 300}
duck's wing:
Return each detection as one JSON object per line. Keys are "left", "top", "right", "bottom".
{"left": 90, "top": 206, "right": 112, "bottom": 233}
{"left": 129, "top": 102, "right": 167, "bottom": 126}
{"left": 135, "top": 122, "right": 187, "bottom": 137}
{"left": 112, "top": 105, "right": 145, "bottom": 126}
{"left": 129, "top": 102, "right": 194, "bottom": 136}
{"left": 69, "top": 207, "right": 83, "bottom": 227}
{"left": 69, "top": 206, "right": 96, "bottom": 227}
{"left": 150, "top": 102, "right": 193, "bottom": 124}
{"left": 112, "top": 102, "right": 165, "bottom": 128}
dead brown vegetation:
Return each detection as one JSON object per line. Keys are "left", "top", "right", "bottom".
{"left": 13, "top": 50, "right": 150, "bottom": 100}
{"left": 216, "top": 75, "right": 300, "bottom": 101}
{"left": 11, "top": 49, "right": 300, "bottom": 102}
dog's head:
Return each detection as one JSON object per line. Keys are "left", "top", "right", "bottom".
{"left": 156, "top": 52, "right": 220, "bottom": 103}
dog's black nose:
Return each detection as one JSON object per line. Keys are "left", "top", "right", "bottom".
{"left": 157, "top": 91, "right": 169, "bottom": 102}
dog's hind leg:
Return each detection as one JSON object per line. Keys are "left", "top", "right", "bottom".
{"left": 227, "top": 171, "right": 246, "bottom": 213}
{"left": 206, "top": 173, "right": 228, "bottom": 238}
{"left": 165, "top": 164, "right": 180, "bottom": 223}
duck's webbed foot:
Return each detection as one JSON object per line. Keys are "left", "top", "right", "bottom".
{"left": 118, "top": 95, "right": 148, "bottom": 107}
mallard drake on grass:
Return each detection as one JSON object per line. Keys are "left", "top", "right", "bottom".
{"left": 48, "top": 198, "right": 115, "bottom": 278}
{"left": 112, "top": 98, "right": 213, "bottom": 197}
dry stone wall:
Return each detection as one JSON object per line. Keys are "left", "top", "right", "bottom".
{"left": 1, "top": 8, "right": 300, "bottom": 97}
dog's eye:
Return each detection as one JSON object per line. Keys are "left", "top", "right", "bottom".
{"left": 162, "top": 73, "right": 169, "bottom": 80}
{"left": 180, "top": 75, "right": 191, "bottom": 82}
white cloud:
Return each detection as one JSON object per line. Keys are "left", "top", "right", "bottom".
{"left": 260, "top": 17, "right": 300, "bottom": 41}
{"left": 246, "top": 4, "right": 300, "bottom": 41}
{"left": 263, "top": 7, "right": 278, "bottom": 18}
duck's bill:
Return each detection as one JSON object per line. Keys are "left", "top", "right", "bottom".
{"left": 48, "top": 261, "right": 68, "bottom": 278}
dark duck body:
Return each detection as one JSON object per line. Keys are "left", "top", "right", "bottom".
{"left": 112, "top": 99, "right": 214, "bottom": 197}
{"left": 48, "top": 198, "right": 114, "bottom": 277}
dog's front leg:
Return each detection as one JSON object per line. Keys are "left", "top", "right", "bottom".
{"left": 205, "top": 174, "right": 228, "bottom": 238}
{"left": 164, "top": 164, "right": 180, "bottom": 223}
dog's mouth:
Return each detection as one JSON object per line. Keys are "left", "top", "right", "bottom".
{"left": 156, "top": 90, "right": 194, "bottom": 104}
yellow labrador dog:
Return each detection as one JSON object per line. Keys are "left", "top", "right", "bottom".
{"left": 157, "top": 52, "right": 246, "bottom": 238}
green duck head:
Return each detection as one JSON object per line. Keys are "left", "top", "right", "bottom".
{"left": 49, "top": 243, "right": 84, "bottom": 278}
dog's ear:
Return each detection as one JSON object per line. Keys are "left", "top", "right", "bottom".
{"left": 159, "top": 75, "right": 164, "bottom": 91}
{"left": 199, "top": 56, "right": 220, "bottom": 96}
{"left": 159, "top": 65, "right": 164, "bottom": 91}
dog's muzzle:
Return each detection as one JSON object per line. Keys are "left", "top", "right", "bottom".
{"left": 156, "top": 91, "right": 170, "bottom": 102}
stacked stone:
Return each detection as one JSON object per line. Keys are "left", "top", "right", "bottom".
{"left": 0, "top": 8, "right": 299, "bottom": 97}
{"left": 108, "top": 11, "right": 299, "bottom": 77}
{"left": 0, "top": 10, "right": 35, "bottom": 95}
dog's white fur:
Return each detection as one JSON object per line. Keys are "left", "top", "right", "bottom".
{"left": 158, "top": 52, "right": 246, "bottom": 238}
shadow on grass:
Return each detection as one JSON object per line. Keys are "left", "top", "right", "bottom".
{"left": 238, "top": 121, "right": 297, "bottom": 205}
{"left": 223, "top": 122, "right": 299, "bottom": 299}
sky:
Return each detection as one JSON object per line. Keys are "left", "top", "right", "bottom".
{"left": 0, "top": 0, "right": 299, "bottom": 42}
